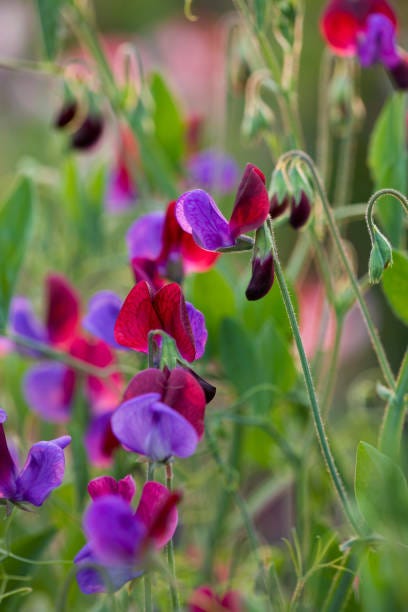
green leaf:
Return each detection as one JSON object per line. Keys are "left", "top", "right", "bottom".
{"left": 150, "top": 73, "right": 185, "bottom": 170}
{"left": 2, "top": 527, "right": 57, "bottom": 580}
{"left": 36, "top": 0, "right": 65, "bottom": 60}
{"left": 241, "top": 281, "right": 296, "bottom": 340}
{"left": 368, "top": 93, "right": 407, "bottom": 247}
{"left": 382, "top": 250, "right": 408, "bottom": 325}
{"left": 220, "top": 318, "right": 261, "bottom": 398}
{"left": 256, "top": 319, "right": 296, "bottom": 394}
{"left": 189, "top": 268, "right": 236, "bottom": 355}
{"left": 254, "top": 0, "right": 267, "bottom": 30}
{"left": 0, "top": 178, "right": 33, "bottom": 333}
{"left": 355, "top": 441, "right": 408, "bottom": 540}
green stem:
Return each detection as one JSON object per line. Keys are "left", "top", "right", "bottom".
{"left": 379, "top": 350, "right": 408, "bottom": 461}
{"left": 268, "top": 220, "right": 362, "bottom": 534}
{"left": 144, "top": 463, "right": 155, "bottom": 612}
{"left": 205, "top": 428, "right": 277, "bottom": 610}
{"left": 333, "top": 111, "right": 357, "bottom": 209}
{"left": 278, "top": 150, "right": 396, "bottom": 391}
{"left": 320, "top": 315, "right": 344, "bottom": 417}
{"left": 366, "top": 188, "right": 408, "bottom": 244}
{"left": 316, "top": 49, "right": 333, "bottom": 187}
{"left": 165, "top": 464, "right": 181, "bottom": 612}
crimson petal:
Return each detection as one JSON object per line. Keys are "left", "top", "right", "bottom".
{"left": 229, "top": 164, "right": 270, "bottom": 239}
{"left": 114, "top": 281, "right": 161, "bottom": 352}
{"left": 153, "top": 283, "right": 196, "bottom": 362}
{"left": 46, "top": 274, "right": 80, "bottom": 347}
{"left": 135, "top": 481, "right": 180, "bottom": 549}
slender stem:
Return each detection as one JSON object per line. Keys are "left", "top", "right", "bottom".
{"left": 333, "top": 110, "right": 357, "bottom": 209}
{"left": 320, "top": 315, "right": 344, "bottom": 417}
{"left": 165, "top": 464, "right": 181, "bottom": 612}
{"left": 316, "top": 49, "right": 333, "bottom": 187}
{"left": 205, "top": 428, "right": 277, "bottom": 610}
{"left": 379, "top": 350, "right": 408, "bottom": 461}
{"left": 278, "top": 150, "right": 396, "bottom": 391}
{"left": 268, "top": 220, "right": 362, "bottom": 534}
{"left": 366, "top": 188, "right": 408, "bottom": 244}
{"left": 144, "top": 462, "right": 155, "bottom": 612}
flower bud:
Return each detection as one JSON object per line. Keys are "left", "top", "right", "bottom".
{"left": 54, "top": 102, "right": 78, "bottom": 129}
{"left": 388, "top": 52, "right": 408, "bottom": 90}
{"left": 70, "top": 114, "right": 104, "bottom": 150}
{"left": 368, "top": 225, "right": 393, "bottom": 284}
{"left": 289, "top": 191, "right": 311, "bottom": 229}
{"left": 245, "top": 224, "right": 274, "bottom": 301}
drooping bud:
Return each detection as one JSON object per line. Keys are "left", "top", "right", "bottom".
{"left": 368, "top": 225, "right": 393, "bottom": 284}
{"left": 269, "top": 168, "right": 290, "bottom": 219}
{"left": 289, "top": 191, "right": 311, "bottom": 229}
{"left": 245, "top": 224, "right": 274, "bottom": 301}
{"left": 54, "top": 102, "right": 78, "bottom": 129}
{"left": 181, "top": 365, "right": 217, "bottom": 403}
{"left": 70, "top": 114, "right": 104, "bottom": 150}
{"left": 388, "top": 52, "right": 408, "bottom": 90}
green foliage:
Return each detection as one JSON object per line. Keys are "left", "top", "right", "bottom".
{"left": 382, "top": 250, "right": 408, "bottom": 325}
{"left": 368, "top": 94, "right": 407, "bottom": 247}
{"left": 355, "top": 442, "right": 408, "bottom": 541}
{"left": 36, "top": 0, "right": 66, "bottom": 59}
{"left": 150, "top": 73, "right": 185, "bottom": 171}
{"left": 0, "top": 178, "right": 33, "bottom": 333}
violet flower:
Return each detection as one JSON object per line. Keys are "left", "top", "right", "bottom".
{"left": 111, "top": 367, "right": 207, "bottom": 462}
{"left": 175, "top": 163, "right": 270, "bottom": 251}
{"left": 75, "top": 475, "right": 180, "bottom": 594}
{"left": 186, "top": 149, "right": 240, "bottom": 195}
{"left": 0, "top": 409, "right": 70, "bottom": 507}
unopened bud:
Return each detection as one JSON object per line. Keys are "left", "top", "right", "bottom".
{"left": 289, "top": 191, "right": 311, "bottom": 229}
{"left": 70, "top": 114, "right": 104, "bottom": 150}
{"left": 54, "top": 102, "right": 78, "bottom": 129}
{"left": 388, "top": 52, "right": 408, "bottom": 90}
{"left": 368, "top": 226, "right": 393, "bottom": 284}
{"left": 245, "top": 252, "right": 275, "bottom": 301}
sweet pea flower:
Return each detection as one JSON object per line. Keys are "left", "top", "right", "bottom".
{"left": 186, "top": 149, "right": 240, "bottom": 195}
{"left": 114, "top": 280, "right": 207, "bottom": 362}
{"left": 189, "top": 585, "right": 242, "bottom": 612}
{"left": 175, "top": 163, "right": 270, "bottom": 251}
{"left": 75, "top": 475, "right": 180, "bottom": 594}
{"left": 0, "top": 409, "right": 70, "bottom": 507}
{"left": 127, "top": 201, "right": 218, "bottom": 288}
{"left": 105, "top": 156, "right": 137, "bottom": 213}
{"left": 321, "top": 0, "right": 408, "bottom": 88}
{"left": 111, "top": 367, "right": 206, "bottom": 462}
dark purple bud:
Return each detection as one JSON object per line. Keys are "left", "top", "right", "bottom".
{"left": 289, "top": 191, "right": 311, "bottom": 229}
{"left": 245, "top": 253, "right": 274, "bottom": 301}
{"left": 70, "top": 115, "right": 104, "bottom": 150}
{"left": 388, "top": 53, "right": 408, "bottom": 90}
{"left": 269, "top": 194, "right": 289, "bottom": 219}
{"left": 54, "top": 102, "right": 78, "bottom": 129}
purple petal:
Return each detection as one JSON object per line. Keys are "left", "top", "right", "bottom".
{"left": 85, "top": 413, "right": 120, "bottom": 468}
{"left": 83, "top": 495, "right": 145, "bottom": 566}
{"left": 0, "top": 412, "right": 17, "bottom": 500}
{"left": 15, "top": 437, "right": 70, "bottom": 506}
{"left": 83, "top": 291, "right": 123, "bottom": 349}
{"left": 358, "top": 14, "right": 399, "bottom": 69}
{"left": 111, "top": 393, "right": 199, "bottom": 462}
{"left": 9, "top": 297, "right": 47, "bottom": 356}
{"left": 126, "top": 212, "right": 165, "bottom": 261}
{"left": 187, "top": 150, "right": 240, "bottom": 195}
{"left": 23, "top": 362, "right": 74, "bottom": 423}
{"left": 175, "top": 190, "right": 234, "bottom": 251}
{"left": 75, "top": 543, "right": 141, "bottom": 594}
{"left": 186, "top": 302, "right": 207, "bottom": 360}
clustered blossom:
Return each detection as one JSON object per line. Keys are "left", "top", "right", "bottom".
{"left": 321, "top": 0, "right": 408, "bottom": 89}
{"left": 75, "top": 475, "right": 181, "bottom": 594}
{"left": 0, "top": 409, "right": 70, "bottom": 507}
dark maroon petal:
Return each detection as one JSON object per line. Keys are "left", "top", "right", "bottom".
{"left": 114, "top": 282, "right": 161, "bottom": 353}
{"left": 388, "top": 52, "right": 408, "bottom": 90}
{"left": 153, "top": 283, "right": 196, "bottom": 362}
{"left": 123, "top": 368, "right": 168, "bottom": 402}
{"left": 181, "top": 367, "right": 217, "bottom": 403}
{"left": 0, "top": 410, "right": 17, "bottom": 500}
{"left": 269, "top": 194, "right": 289, "bottom": 219}
{"left": 245, "top": 253, "right": 275, "bottom": 301}
{"left": 54, "top": 102, "right": 78, "bottom": 129}
{"left": 15, "top": 437, "right": 71, "bottom": 506}
{"left": 70, "top": 114, "right": 104, "bottom": 150}
{"left": 163, "top": 369, "right": 206, "bottom": 438}
{"left": 135, "top": 481, "right": 180, "bottom": 549}
{"left": 88, "top": 474, "right": 136, "bottom": 502}
{"left": 45, "top": 274, "right": 80, "bottom": 347}
{"left": 289, "top": 192, "right": 311, "bottom": 229}
{"left": 221, "top": 590, "right": 243, "bottom": 611}
{"left": 229, "top": 164, "right": 270, "bottom": 239}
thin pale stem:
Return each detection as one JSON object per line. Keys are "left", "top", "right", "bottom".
{"left": 268, "top": 220, "right": 362, "bottom": 534}
{"left": 278, "top": 150, "right": 396, "bottom": 391}
{"left": 366, "top": 188, "right": 408, "bottom": 244}
{"left": 379, "top": 350, "right": 408, "bottom": 461}
{"left": 165, "top": 463, "right": 181, "bottom": 612}
{"left": 144, "top": 462, "right": 155, "bottom": 612}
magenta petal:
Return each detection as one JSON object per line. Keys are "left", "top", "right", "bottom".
{"left": 88, "top": 475, "right": 136, "bottom": 503}
{"left": 185, "top": 302, "right": 207, "bottom": 360}
{"left": 135, "top": 482, "right": 178, "bottom": 549}
{"left": 85, "top": 413, "right": 120, "bottom": 468}
{"left": 15, "top": 438, "right": 70, "bottom": 506}
{"left": 23, "top": 362, "right": 74, "bottom": 423}
{"left": 126, "top": 212, "right": 165, "bottom": 261}
{"left": 229, "top": 164, "right": 270, "bottom": 239}
{"left": 84, "top": 495, "right": 145, "bottom": 566}
{"left": 106, "top": 161, "right": 137, "bottom": 213}
{"left": 83, "top": 291, "right": 123, "bottom": 349}
{"left": 0, "top": 412, "right": 17, "bottom": 500}
{"left": 74, "top": 543, "right": 141, "bottom": 594}
{"left": 111, "top": 393, "right": 199, "bottom": 461}
{"left": 176, "top": 190, "right": 234, "bottom": 251}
